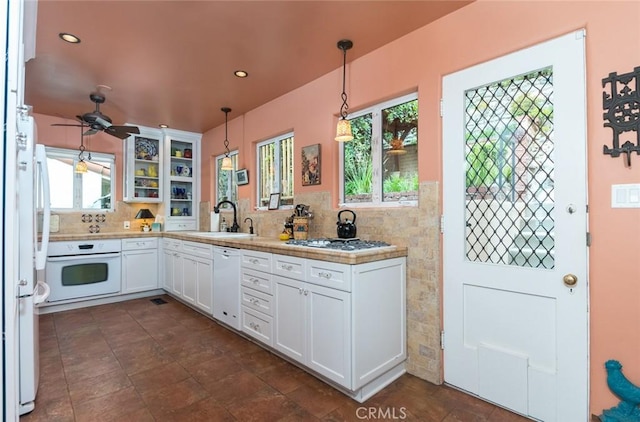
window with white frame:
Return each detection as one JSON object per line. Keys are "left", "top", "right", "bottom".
{"left": 215, "top": 151, "right": 239, "bottom": 208}
{"left": 257, "top": 132, "right": 294, "bottom": 208}
{"left": 45, "top": 147, "right": 115, "bottom": 211}
{"left": 341, "top": 93, "right": 418, "bottom": 205}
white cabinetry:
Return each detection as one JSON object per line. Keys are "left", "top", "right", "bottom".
{"left": 121, "top": 237, "right": 159, "bottom": 293}
{"left": 240, "top": 250, "right": 274, "bottom": 346}
{"left": 182, "top": 241, "right": 213, "bottom": 314}
{"left": 160, "top": 238, "right": 212, "bottom": 314}
{"left": 274, "top": 255, "right": 352, "bottom": 387}
{"left": 161, "top": 129, "right": 201, "bottom": 231}
{"left": 272, "top": 253, "right": 406, "bottom": 401}
{"left": 123, "top": 129, "right": 163, "bottom": 203}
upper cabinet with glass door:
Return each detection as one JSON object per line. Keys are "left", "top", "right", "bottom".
{"left": 123, "top": 128, "right": 163, "bottom": 203}
{"left": 162, "top": 129, "right": 201, "bottom": 231}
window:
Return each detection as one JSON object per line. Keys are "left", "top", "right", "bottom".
{"left": 257, "top": 132, "right": 294, "bottom": 208}
{"left": 341, "top": 93, "right": 418, "bottom": 205}
{"left": 215, "top": 151, "right": 239, "bottom": 208}
{"left": 45, "top": 147, "right": 115, "bottom": 211}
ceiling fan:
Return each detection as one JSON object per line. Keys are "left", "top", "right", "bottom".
{"left": 52, "top": 92, "right": 140, "bottom": 140}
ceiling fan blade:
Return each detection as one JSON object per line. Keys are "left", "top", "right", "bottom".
{"left": 51, "top": 123, "right": 83, "bottom": 127}
{"left": 83, "top": 128, "right": 98, "bottom": 136}
{"left": 110, "top": 125, "right": 140, "bottom": 134}
{"left": 103, "top": 127, "right": 134, "bottom": 139}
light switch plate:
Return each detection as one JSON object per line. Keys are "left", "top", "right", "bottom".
{"left": 611, "top": 184, "right": 640, "bottom": 208}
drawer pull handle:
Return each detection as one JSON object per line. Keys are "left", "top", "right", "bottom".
{"left": 251, "top": 278, "right": 259, "bottom": 284}
{"left": 250, "top": 258, "right": 259, "bottom": 264}
{"left": 303, "top": 289, "right": 308, "bottom": 296}
{"left": 318, "top": 271, "right": 332, "bottom": 279}
{"left": 298, "top": 287, "right": 304, "bottom": 294}
{"left": 249, "top": 322, "right": 261, "bottom": 332}
{"left": 282, "top": 264, "right": 293, "bottom": 271}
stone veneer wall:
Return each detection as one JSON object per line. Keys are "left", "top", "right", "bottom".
{"left": 55, "top": 183, "right": 442, "bottom": 384}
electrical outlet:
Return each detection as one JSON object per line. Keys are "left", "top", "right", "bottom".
{"left": 124, "top": 221, "right": 131, "bottom": 229}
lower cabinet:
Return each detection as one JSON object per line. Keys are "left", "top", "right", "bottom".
{"left": 161, "top": 238, "right": 212, "bottom": 315}
{"left": 121, "top": 238, "right": 159, "bottom": 293}
{"left": 274, "top": 275, "right": 351, "bottom": 387}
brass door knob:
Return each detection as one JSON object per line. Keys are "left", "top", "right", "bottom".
{"left": 563, "top": 274, "right": 578, "bottom": 287}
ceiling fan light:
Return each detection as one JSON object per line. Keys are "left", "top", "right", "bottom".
{"left": 221, "top": 156, "right": 233, "bottom": 171}
{"left": 335, "top": 119, "right": 354, "bottom": 142}
{"left": 75, "top": 160, "right": 88, "bottom": 173}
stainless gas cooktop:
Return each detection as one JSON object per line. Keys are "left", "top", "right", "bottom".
{"left": 286, "top": 238, "right": 391, "bottom": 251}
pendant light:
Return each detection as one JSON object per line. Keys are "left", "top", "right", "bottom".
{"left": 75, "top": 125, "right": 88, "bottom": 173}
{"left": 220, "top": 107, "right": 233, "bottom": 171}
{"left": 335, "top": 39, "right": 354, "bottom": 142}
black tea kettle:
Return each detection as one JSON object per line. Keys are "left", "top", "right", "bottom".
{"left": 337, "top": 209, "right": 357, "bottom": 239}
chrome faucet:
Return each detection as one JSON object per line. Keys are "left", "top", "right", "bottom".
{"left": 244, "top": 217, "right": 254, "bottom": 234}
{"left": 214, "top": 200, "right": 239, "bottom": 232}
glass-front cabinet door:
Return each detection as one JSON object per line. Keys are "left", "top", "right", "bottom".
{"left": 123, "top": 128, "right": 163, "bottom": 203}
{"left": 162, "top": 129, "right": 201, "bottom": 231}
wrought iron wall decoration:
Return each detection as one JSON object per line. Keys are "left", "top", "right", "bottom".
{"left": 602, "top": 66, "right": 640, "bottom": 167}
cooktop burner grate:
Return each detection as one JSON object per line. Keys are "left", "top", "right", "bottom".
{"left": 286, "top": 238, "right": 391, "bottom": 251}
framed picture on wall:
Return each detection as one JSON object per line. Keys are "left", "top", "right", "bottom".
{"left": 268, "top": 193, "right": 281, "bottom": 210}
{"left": 302, "top": 144, "right": 321, "bottom": 186}
{"left": 236, "top": 169, "right": 249, "bottom": 185}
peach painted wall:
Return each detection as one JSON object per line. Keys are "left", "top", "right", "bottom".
{"left": 199, "top": 0, "right": 640, "bottom": 414}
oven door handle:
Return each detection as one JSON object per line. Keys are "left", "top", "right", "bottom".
{"left": 47, "top": 252, "right": 121, "bottom": 262}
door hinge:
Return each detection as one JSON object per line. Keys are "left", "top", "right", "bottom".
{"left": 439, "top": 98, "right": 444, "bottom": 117}
{"left": 440, "top": 215, "right": 444, "bottom": 234}
{"left": 586, "top": 232, "right": 591, "bottom": 247}
{"left": 440, "top": 330, "right": 445, "bottom": 350}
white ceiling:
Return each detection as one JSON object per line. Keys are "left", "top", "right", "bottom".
{"left": 26, "top": 0, "right": 472, "bottom": 133}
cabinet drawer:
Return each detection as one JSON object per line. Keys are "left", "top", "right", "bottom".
{"left": 273, "top": 254, "right": 306, "bottom": 279}
{"left": 241, "top": 307, "right": 273, "bottom": 347}
{"left": 241, "top": 250, "right": 271, "bottom": 272}
{"left": 307, "top": 259, "right": 352, "bottom": 292}
{"left": 182, "top": 240, "right": 213, "bottom": 259}
{"left": 162, "top": 238, "right": 182, "bottom": 252}
{"left": 241, "top": 269, "right": 273, "bottom": 295}
{"left": 122, "top": 237, "right": 158, "bottom": 251}
{"left": 165, "top": 220, "right": 197, "bottom": 232}
{"left": 241, "top": 287, "right": 273, "bottom": 316}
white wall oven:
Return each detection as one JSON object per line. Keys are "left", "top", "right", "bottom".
{"left": 45, "top": 239, "right": 121, "bottom": 302}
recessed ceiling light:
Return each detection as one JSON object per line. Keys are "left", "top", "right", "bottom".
{"left": 234, "top": 70, "right": 248, "bottom": 78}
{"left": 59, "top": 32, "right": 81, "bottom": 44}
{"left": 159, "top": 124, "right": 169, "bottom": 128}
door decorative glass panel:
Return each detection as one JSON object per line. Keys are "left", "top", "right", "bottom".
{"left": 464, "top": 68, "right": 555, "bottom": 269}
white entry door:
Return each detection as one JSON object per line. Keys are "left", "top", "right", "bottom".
{"left": 442, "top": 30, "right": 588, "bottom": 421}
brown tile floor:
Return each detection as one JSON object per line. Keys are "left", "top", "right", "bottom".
{"left": 21, "top": 295, "right": 530, "bottom": 422}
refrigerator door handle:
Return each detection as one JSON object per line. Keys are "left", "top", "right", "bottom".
{"left": 33, "top": 280, "right": 50, "bottom": 304}
{"left": 34, "top": 144, "right": 50, "bottom": 270}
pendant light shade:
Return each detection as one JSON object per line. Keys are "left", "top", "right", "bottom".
{"left": 75, "top": 160, "right": 88, "bottom": 173}
{"left": 335, "top": 39, "right": 354, "bottom": 142}
{"left": 220, "top": 107, "right": 234, "bottom": 171}
{"left": 335, "top": 119, "right": 354, "bottom": 143}
{"left": 221, "top": 156, "right": 233, "bottom": 171}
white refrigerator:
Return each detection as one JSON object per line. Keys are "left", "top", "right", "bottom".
{"left": 17, "top": 114, "right": 51, "bottom": 415}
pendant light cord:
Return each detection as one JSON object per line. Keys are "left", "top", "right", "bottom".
{"left": 222, "top": 107, "right": 231, "bottom": 156}
{"left": 339, "top": 45, "right": 349, "bottom": 120}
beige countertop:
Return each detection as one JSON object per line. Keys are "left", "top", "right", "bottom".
{"left": 49, "top": 232, "right": 407, "bottom": 265}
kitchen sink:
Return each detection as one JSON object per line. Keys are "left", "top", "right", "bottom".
{"left": 183, "top": 231, "right": 255, "bottom": 239}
